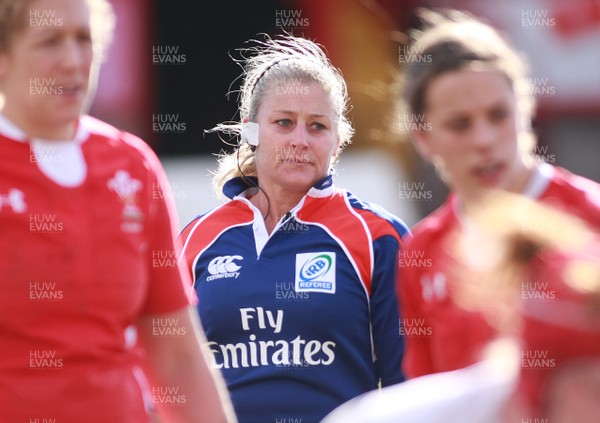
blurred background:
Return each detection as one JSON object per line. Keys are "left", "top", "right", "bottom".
{"left": 90, "top": 0, "right": 600, "bottom": 228}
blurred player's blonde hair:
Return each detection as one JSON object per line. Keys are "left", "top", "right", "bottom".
{"left": 400, "top": 9, "right": 536, "bottom": 158}
{"left": 0, "top": 0, "right": 115, "bottom": 62}
{"left": 455, "top": 191, "right": 594, "bottom": 331}
{"left": 457, "top": 191, "right": 600, "bottom": 417}
{"left": 210, "top": 34, "right": 354, "bottom": 196}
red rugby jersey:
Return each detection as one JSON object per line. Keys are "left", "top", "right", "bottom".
{"left": 400, "top": 164, "right": 600, "bottom": 378}
{"left": 0, "top": 114, "right": 193, "bottom": 422}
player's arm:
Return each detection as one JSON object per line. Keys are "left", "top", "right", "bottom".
{"left": 370, "top": 235, "right": 406, "bottom": 386}
{"left": 136, "top": 141, "right": 235, "bottom": 421}
{"left": 398, "top": 244, "right": 434, "bottom": 378}
{"left": 136, "top": 306, "right": 237, "bottom": 423}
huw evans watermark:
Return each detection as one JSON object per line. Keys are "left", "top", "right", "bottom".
{"left": 152, "top": 46, "right": 187, "bottom": 65}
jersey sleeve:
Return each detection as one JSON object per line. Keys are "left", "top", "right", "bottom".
{"left": 370, "top": 234, "right": 406, "bottom": 387}
{"left": 398, "top": 242, "right": 434, "bottom": 378}
{"left": 133, "top": 135, "right": 195, "bottom": 315}
{"left": 178, "top": 216, "right": 203, "bottom": 282}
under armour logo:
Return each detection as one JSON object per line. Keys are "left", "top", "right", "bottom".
{"left": 0, "top": 188, "right": 27, "bottom": 213}
{"left": 420, "top": 272, "right": 447, "bottom": 302}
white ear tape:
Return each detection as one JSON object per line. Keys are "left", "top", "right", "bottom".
{"left": 240, "top": 122, "right": 260, "bottom": 146}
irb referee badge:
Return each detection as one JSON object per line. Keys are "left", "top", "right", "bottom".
{"left": 295, "top": 252, "right": 336, "bottom": 294}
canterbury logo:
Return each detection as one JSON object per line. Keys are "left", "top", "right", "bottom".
{"left": 206, "top": 255, "right": 243, "bottom": 281}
